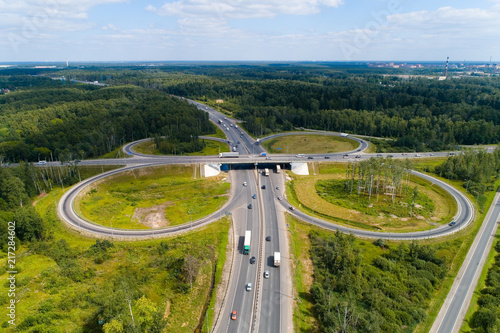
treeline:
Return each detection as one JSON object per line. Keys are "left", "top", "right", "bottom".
{"left": 73, "top": 65, "right": 500, "bottom": 151}
{"left": 0, "top": 76, "right": 215, "bottom": 162}
{"left": 310, "top": 231, "right": 446, "bottom": 332}
{"left": 0, "top": 166, "right": 47, "bottom": 247}
{"left": 46, "top": 65, "right": 500, "bottom": 150}
{"left": 0, "top": 163, "right": 94, "bottom": 249}
{"left": 434, "top": 148, "right": 500, "bottom": 195}
{"left": 164, "top": 76, "right": 500, "bottom": 150}
{"left": 469, "top": 241, "right": 500, "bottom": 332}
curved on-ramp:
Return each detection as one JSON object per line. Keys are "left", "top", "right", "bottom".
{"left": 281, "top": 169, "right": 475, "bottom": 240}
{"left": 57, "top": 164, "right": 236, "bottom": 239}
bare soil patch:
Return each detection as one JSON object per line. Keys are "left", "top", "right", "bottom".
{"left": 132, "top": 202, "right": 171, "bottom": 228}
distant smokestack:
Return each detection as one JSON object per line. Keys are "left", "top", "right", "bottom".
{"left": 444, "top": 56, "right": 449, "bottom": 78}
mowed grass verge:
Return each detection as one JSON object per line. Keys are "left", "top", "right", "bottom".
{"left": 133, "top": 138, "right": 229, "bottom": 156}
{"left": 0, "top": 185, "right": 230, "bottom": 332}
{"left": 75, "top": 165, "right": 230, "bottom": 229}
{"left": 262, "top": 134, "right": 359, "bottom": 154}
{"left": 287, "top": 161, "right": 456, "bottom": 233}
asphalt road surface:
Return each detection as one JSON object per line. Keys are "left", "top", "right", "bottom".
{"left": 52, "top": 98, "right": 481, "bottom": 333}
{"left": 432, "top": 191, "right": 500, "bottom": 333}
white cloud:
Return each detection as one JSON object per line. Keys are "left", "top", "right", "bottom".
{"left": 147, "top": 0, "right": 344, "bottom": 19}
{"left": 0, "top": 0, "right": 127, "bottom": 24}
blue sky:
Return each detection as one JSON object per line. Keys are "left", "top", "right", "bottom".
{"left": 0, "top": 0, "right": 499, "bottom": 62}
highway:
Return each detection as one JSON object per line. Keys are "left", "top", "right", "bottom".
{"left": 53, "top": 98, "right": 482, "bottom": 333}
{"left": 257, "top": 169, "right": 282, "bottom": 333}
{"left": 431, "top": 191, "right": 500, "bottom": 333}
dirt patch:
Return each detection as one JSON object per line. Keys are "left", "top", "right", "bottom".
{"left": 32, "top": 192, "right": 48, "bottom": 206}
{"left": 132, "top": 203, "right": 171, "bottom": 228}
{"left": 164, "top": 300, "right": 171, "bottom": 319}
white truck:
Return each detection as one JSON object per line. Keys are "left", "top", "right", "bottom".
{"left": 276, "top": 165, "right": 281, "bottom": 174}
{"left": 219, "top": 152, "right": 239, "bottom": 158}
{"left": 274, "top": 252, "right": 281, "bottom": 267}
{"left": 264, "top": 168, "right": 269, "bottom": 176}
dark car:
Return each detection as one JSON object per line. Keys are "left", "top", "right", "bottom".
{"left": 325, "top": 156, "right": 331, "bottom": 159}
{"left": 266, "top": 236, "right": 271, "bottom": 242}
{"left": 252, "top": 194, "right": 257, "bottom": 199}
{"left": 250, "top": 256, "right": 256, "bottom": 264}
{"left": 307, "top": 156, "right": 313, "bottom": 159}
{"left": 448, "top": 221, "right": 456, "bottom": 227}
{"left": 261, "top": 185, "right": 266, "bottom": 189}
{"left": 248, "top": 204, "right": 252, "bottom": 209}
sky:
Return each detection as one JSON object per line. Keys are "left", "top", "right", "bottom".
{"left": 0, "top": 0, "right": 499, "bottom": 62}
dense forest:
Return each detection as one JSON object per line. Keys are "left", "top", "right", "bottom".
{"left": 434, "top": 148, "right": 500, "bottom": 196}
{"left": 0, "top": 75, "right": 215, "bottom": 162}
{"left": 310, "top": 231, "right": 446, "bottom": 333}
{"left": 469, "top": 241, "right": 500, "bottom": 332}
{"left": 0, "top": 64, "right": 500, "bottom": 156}
{"left": 54, "top": 64, "right": 500, "bottom": 151}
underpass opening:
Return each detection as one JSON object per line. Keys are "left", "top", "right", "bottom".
{"left": 219, "top": 162, "right": 291, "bottom": 173}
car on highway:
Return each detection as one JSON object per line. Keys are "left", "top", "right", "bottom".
{"left": 243, "top": 182, "right": 247, "bottom": 186}
{"left": 262, "top": 185, "right": 266, "bottom": 189}
{"left": 449, "top": 221, "right": 456, "bottom": 227}
{"left": 415, "top": 153, "right": 421, "bottom": 157}
{"left": 250, "top": 256, "right": 256, "bottom": 264}
{"left": 276, "top": 186, "right": 280, "bottom": 190}
{"left": 388, "top": 155, "right": 394, "bottom": 158}
{"left": 355, "top": 155, "right": 361, "bottom": 158}
{"left": 264, "top": 270, "right": 270, "bottom": 279}
{"left": 308, "top": 156, "right": 313, "bottom": 159}
{"left": 231, "top": 311, "right": 237, "bottom": 320}
{"left": 343, "top": 154, "right": 349, "bottom": 158}
{"left": 248, "top": 204, "right": 252, "bottom": 209}
{"left": 289, "top": 206, "right": 295, "bottom": 210}
{"left": 325, "top": 156, "right": 331, "bottom": 159}
{"left": 252, "top": 194, "right": 257, "bottom": 199}
{"left": 266, "top": 236, "right": 271, "bottom": 241}
{"left": 377, "top": 154, "right": 383, "bottom": 158}
{"left": 246, "top": 283, "right": 252, "bottom": 291}
{"left": 277, "top": 196, "right": 282, "bottom": 200}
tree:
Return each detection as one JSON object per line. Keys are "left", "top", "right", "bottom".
{"left": 182, "top": 254, "right": 200, "bottom": 290}
{"left": 14, "top": 206, "right": 44, "bottom": 241}
{"left": 103, "top": 319, "right": 124, "bottom": 333}
{"left": 134, "top": 296, "right": 165, "bottom": 332}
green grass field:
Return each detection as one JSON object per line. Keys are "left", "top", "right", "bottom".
{"left": 262, "top": 134, "right": 359, "bottom": 154}
{"left": 75, "top": 165, "right": 230, "bottom": 229}
{"left": 287, "top": 163, "right": 456, "bottom": 233}
{"left": 134, "top": 138, "right": 229, "bottom": 156}
{"left": 0, "top": 178, "right": 231, "bottom": 332}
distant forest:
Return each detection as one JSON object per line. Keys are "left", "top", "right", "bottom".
{"left": 0, "top": 74, "right": 214, "bottom": 162}
{"left": 54, "top": 63, "right": 500, "bottom": 152}
{"left": 2, "top": 64, "right": 500, "bottom": 161}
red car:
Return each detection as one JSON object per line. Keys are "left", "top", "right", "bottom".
{"left": 231, "top": 310, "right": 237, "bottom": 320}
